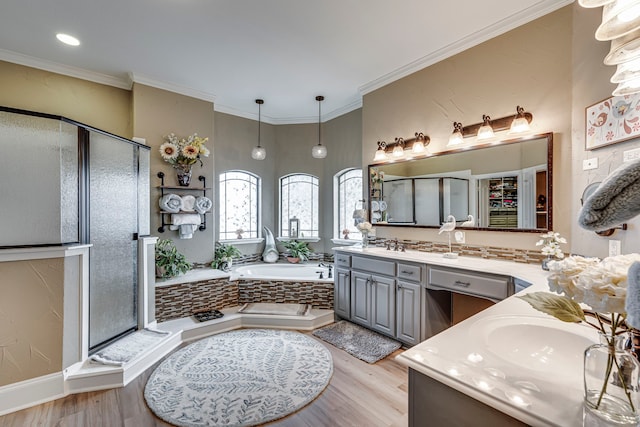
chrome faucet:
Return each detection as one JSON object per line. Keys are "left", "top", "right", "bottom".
{"left": 386, "top": 238, "right": 405, "bottom": 252}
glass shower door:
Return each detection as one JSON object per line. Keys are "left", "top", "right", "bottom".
{"left": 88, "top": 131, "right": 139, "bottom": 350}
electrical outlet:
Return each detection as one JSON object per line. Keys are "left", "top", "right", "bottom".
{"left": 454, "top": 231, "right": 465, "bottom": 244}
{"left": 623, "top": 148, "right": 640, "bottom": 162}
{"left": 583, "top": 158, "right": 599, "bottom": 170}
{"left": 609, "top": 240, "right": 621, "bottom": 257}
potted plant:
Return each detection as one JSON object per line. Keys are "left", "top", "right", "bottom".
{"left": 155, "top": 239, "right": 191, "bottom": 279}
{"left": 212, "top": 242, "right": 241, "bottom": 271}
{"left": 282, "top": 239, "right": 311, "bottom": 263}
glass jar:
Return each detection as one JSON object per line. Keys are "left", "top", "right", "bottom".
{"left": 361, "top": 231, "right": 369, "bottom": 248}
{"left": 584, "top": 332, "right": 640, "bottom": 425}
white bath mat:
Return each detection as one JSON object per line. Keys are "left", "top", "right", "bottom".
{"left": 238, "top": 302, "right": 310, "bottom": 316}
{"left": 89, "top": 328, "right": 170, "bottom": 366}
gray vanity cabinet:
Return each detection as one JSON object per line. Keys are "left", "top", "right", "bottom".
{"left": 351, "top": 271, "right": 372, "bottom": 326}
{"left": 396, "top": 280, "right": 421, "bottom": 345}
{"left": 350, "top": 271, "right": 396, "bottom": 336}
{"left": 334, "top": 268, "right": 351, "bottom": 319}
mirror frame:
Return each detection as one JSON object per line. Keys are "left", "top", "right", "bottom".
{"left": 368, "top": 132, "right": 553, "bottom": 233}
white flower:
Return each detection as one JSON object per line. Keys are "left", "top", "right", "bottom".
{"left": 537, "top": 231, "right": 566, "bottom": 258}
{"left": 159, "top": 142, "right": 179, "bottom": 160}
{"left": 357, "top": 221, "right": 372, "bottom": 232}
{"left": 547, "top": 253, "right": 640, "bottom": 314}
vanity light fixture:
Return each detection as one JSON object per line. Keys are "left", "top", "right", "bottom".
{"left": 509, "top": 106, "right": 532, "bottom": 134}
{"left": 392, "top": 137, "right": 405, "bottom": 158}
{"left": 251, "top": 99, "right": 267, "bottom": 160}
{"left": 447, "top": 122, "right": 464, "bottom": 147}
{"left": 373, "top": 141, "right": 388, "bottom": 161}
{"left": 56, "top": 33, "right": 80, "bottom": 46}
{"left": 596, "top": 0, "right": 640, "bottom": 41}
{"left": 311, "top": 95, "right": 328, "bottom": 159}
{"left": 476, "top": 115, "right": 495, "bottom": 140}
{"left": 412, "top": 132, "right": 429, "bottom": 154}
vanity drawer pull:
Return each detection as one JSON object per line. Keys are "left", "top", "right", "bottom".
{"left": 454, "top": 280, "right": 471, "bottom": 288}
{"left": 401, "top": 270, "right": 413, "bottom": 275}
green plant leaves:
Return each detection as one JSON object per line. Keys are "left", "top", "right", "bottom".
{"left": 517, "top": 292, "right": 586, "bottom": 323}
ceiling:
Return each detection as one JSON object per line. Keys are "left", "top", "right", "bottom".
{"left": 0, "top": 0, "right": 572, "bottom": 124}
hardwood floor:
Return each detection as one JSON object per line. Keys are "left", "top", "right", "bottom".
{"left": 0, "top": 332, "right": 409, "bottom": 427}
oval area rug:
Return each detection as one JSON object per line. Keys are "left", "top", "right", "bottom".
{"left": 144, "top": 329, "right": 333, "bottom": 427}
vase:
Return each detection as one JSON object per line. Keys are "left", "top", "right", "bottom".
{"left": 287, "top": 257, "right": 300, "bottom": 264}
{"left": 584, "top": 332, "right": 640, "bottom": 425}
{"left": 541, "top": 255, "right": 554, "bottom": 271}
{"left": 176, "top": 168, "right": 192, "bottom": 186}
{"left": 361, "top": 232, "right": 369, "bottom": 248}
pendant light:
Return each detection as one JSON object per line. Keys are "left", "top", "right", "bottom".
{"left": 311, "top": 95, "right": 328, "bottom": 159}
{"left": 251, "top": 99, "right": 266, "bottom": 160}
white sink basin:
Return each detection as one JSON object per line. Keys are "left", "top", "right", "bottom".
{"left": 470, "top": 315, "right": 598, "bottom": 379}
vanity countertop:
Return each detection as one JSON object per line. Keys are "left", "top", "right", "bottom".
{"left": 333, "top": 246, "right": 599, "bottom": 426}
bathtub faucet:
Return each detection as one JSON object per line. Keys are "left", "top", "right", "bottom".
{"left": 318, "top": 262, "right": 333, "bottom": 279}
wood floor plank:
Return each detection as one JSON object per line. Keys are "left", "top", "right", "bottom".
{"left": 0, "top": 329, "right": 409, "bottom": 427}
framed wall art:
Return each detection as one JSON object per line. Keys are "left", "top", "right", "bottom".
{"left": 585, "top": 93, "right": 640, "bottom": 150}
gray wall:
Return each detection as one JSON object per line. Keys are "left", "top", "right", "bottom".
{"left": 214, "top": 108, "right": 362, "bottom": 255}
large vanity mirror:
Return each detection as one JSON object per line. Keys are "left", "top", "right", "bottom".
{"left": 368, "top": 132, "right": 552, "bottom": 232}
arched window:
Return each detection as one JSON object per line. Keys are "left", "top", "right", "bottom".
{"left": 334, "top": 168, "right": 363, "bottom": 238}
{"left": 219, "top": 170, "right": 260, "bottom": 240}
{"left": 279, "top": 173, "right": 319, "bottom": 238}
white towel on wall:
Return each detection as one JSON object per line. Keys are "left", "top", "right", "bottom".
{"left": 169, "top": 224, "right": 198, "bottom": 239}
{"left": 181, "top": 195, "right": 196, "bottom": 212}
{"left": 171, "top": 213, "right": 201, "bottom": 226}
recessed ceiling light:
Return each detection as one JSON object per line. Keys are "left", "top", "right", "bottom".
{"left": 56, "top": 33, "right": 80, "bottom": 46}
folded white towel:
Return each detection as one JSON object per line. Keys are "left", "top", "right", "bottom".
{"left": 169, "top": 223, "right": 198, "bottom": 239}
{"left": 194, "top": 196, "right": 213, "bottom": 214}
{"left": 159, "top": 194, "right": 183, "bottom": 213}
{"left": 181, "top": 195, "right": 196, "bottom": 212}
{"left": 171, "top": 213, "right": 201, "bottom": 226}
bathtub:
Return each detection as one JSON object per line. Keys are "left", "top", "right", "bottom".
{"left": 231, "top": 263, "right": 333, "bottom": 282}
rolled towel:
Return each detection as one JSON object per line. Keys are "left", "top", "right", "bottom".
{"left": 171, "top": 213, "right": 201, "bottom": 226}
{"left": 626, "top": 262, "right": 640, "bottom": 330}
{"left": 194, "top": 196, "right": 213, "bottom": 214}
{"left": 578, "top": 157, "right": 640, "bottom": 231}
{"left": 159, "top": 194, "right": 183, "bottom": 213}
{"left": 181, "top": 195, "right": 196, "bottom": 212}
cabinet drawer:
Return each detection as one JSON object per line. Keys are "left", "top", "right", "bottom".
{"left": 397, "top": 263, "right": 423, "bottom": 282}
{"left": 352, "top": 256, "right": 395, "bottom": 276}
{"left": 335, "top": 254, "right": 351, "bottom": 268}
{"left": 428, "top": 266, "right": 511, "bottom": 301}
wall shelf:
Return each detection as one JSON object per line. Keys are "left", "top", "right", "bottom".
{"left": 156, "top": 171, "right": 209, "bottom": 233}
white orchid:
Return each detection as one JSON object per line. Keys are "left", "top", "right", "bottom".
{"left": 536, "top": 231, "right": 567, "bottom": 259}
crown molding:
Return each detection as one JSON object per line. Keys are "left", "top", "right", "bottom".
{"left": 129, "top": 72, "right": 216, "bottom": 103}
{"left": 215, "top": 95, "right": 362, "bottom": 125}
{"left": 0, "top": 48, "right": 131, "bottom": 90}
{"left": 359, "top": 0, "right": 574, "bottom": 95}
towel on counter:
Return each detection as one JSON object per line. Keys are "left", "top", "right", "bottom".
{"left": 181, "top": 195, "right": 196, "bottom": 212}
{"left": 625, "top": 262, "right": 640, "bottom": 330}
{"left": 194, "top": 196, "right": 213, "bottom": 214}
{"left": 159, "top": 194, "right": 183, "bottom": 213}
{"left": 578, "top": 157, "right": 640, "bottom": 231}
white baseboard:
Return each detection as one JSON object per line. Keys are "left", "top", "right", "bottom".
{"left": 0, "top": 308, "right": 335, "bottom": 416}
{"left": 0, "top": 372, "right": 65, "bottom": 416}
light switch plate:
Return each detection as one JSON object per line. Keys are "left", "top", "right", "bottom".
{"left": 583, "top": 158, "right": 598, "bottom": 170}
{"left": 609, "top": 240, "right": 621, "bottom": 257}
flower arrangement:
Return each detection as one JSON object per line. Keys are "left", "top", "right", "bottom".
{"left": 356, "top": 221, "right": 372, "bottom": 234}
{"left": 370, "top": 168, "right": 384, "bottom": 185}
{"left": 536, "top": 231, "right": 567, "bottom": 259}
{"left": 159, "top": 133, "right": 210, "bottom": 172}
{"left": 519, "top": 253, "right": 640, "bottom": 421}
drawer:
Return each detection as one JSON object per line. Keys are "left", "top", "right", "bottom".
{"left": 334, "top": 253, "right": 351, "bottom": 268}
{"left": 352, "top": 255, "right": 395, "bottom": 276}
{"left": 397, "top": 263, "right": 423, "bottom": 282}
{"left": 427, "top": 266, "right": 511, "bottom": 301}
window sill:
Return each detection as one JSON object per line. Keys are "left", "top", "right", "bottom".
{"left": 277, "top": 237, "right": 321, "bottom": 243}
{"left": 219, "top": 238, "right": 264, "bottom": 245}
{"left": 331, "top": 238, "right": 359, "bottom": 245}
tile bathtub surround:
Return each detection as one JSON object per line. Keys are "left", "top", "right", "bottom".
{"left": 237, "top": 280, "right": 334, "bottom": 310}
{"left": 155, "top": 278, "right": 239, "bottom": 323}
{"left": 155, "top": 274, "right": 334, "bottom": 322}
